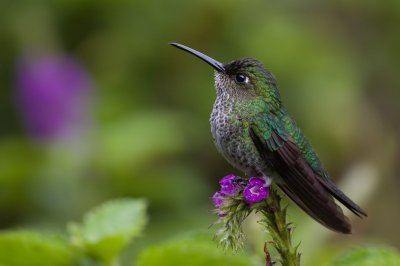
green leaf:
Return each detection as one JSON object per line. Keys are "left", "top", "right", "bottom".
{"left": 327, "top": 245, "right": 400, "bottom": 266}
{"left": 0, "top": 231, "right": 76, "bottom": 266}
{"left": 136, "top": 233, "right": 257, "bottom": 266}
{"left": 68, "top": 198, "right": 147, "bottom": 263}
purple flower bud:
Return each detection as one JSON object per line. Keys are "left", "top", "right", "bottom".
{"left": 243, "top": 177, "right": 270, "bottom": 204}
{"left": 219, "top": 174, "right": 242, "bottom": 195}
{"left": 217, "top": 212, "right": 227, "bottom": 218}
{"left": 212, "top": 192, "right": 225, "bottom": 207}
{"left": 15, "top": 54, "right": 92, "bottom": 140}
{"left": 212, "top": 192, "right": 228, "bottom": 217}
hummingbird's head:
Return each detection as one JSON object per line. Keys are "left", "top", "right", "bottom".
{"left": 216, "top": 58, "right": 278, "bottom": 99}
{"left": 170, "top": 43, "right": 281, "bottom": 106}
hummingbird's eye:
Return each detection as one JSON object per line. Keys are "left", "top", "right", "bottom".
{"left": 235, "top": 74, "right": 249, "bottom": 84}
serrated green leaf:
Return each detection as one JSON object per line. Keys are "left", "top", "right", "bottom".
{"left": 0, "top": 231, "right": 76, "bottom": 266}
{"left": 68, "top": 198, "right": 147, "bottom": 262}
{"left": 327, "top": 245, "right": 400, "bottom": 266}
{"left": 136, "top": 233, "right": 256, "bottom": 266}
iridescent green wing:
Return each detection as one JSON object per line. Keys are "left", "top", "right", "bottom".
{"left": 250, "top": 112, "right": 361, "bottom": 233}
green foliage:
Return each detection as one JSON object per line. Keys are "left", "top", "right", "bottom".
{"left": 327, "top": 246, "right": 400, "bottom": 266}
{"left": 215, "top": 197, "right": 250, "bottom": 252}
{"left": 0, "top": 198, "right": 148, "bottom": 266}
{"left": 136, "top": 233, "right": 256, "bottom": 266}
{"left": 260, "top": 189, "right": 300, "bottom": 266}
{"left": 0, "top": 231, "right": 76, "bottom": 266}
{"left": 0, "top": 140, "right": 42, "bottom": 214}
{"left": 96, "top": 112, "right": 188, "bottom": 173}
{"left": 69, "top": 198, "right": 147, "bottom": 263}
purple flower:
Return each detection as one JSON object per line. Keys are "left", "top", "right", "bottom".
{"left": 219, "top": 174, "right": 242, "bottom": 195}
{"left": 212, "top": 192, "right": 228, "bottom": 217}
{"left": 243, "top": 177, "right": 270, "bottom": 204}
{"left": 212, "top": 191, "right": 226, "bottom": 207}
{"left": 15, "top": 54, "right": 92, "bottom": 140}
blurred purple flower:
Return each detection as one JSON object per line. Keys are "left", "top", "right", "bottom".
{"left": 15, "top": 54, "right": 92, "bottom": 140}
{"left": 243, "top": 177, "right": 270, "bottom": 204}
{"left": 219, "top": 174, "right": 242, "bottom": 195}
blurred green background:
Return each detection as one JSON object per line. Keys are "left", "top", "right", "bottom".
{"left": 0, "top": 0, "right": 399, "bottom": 265}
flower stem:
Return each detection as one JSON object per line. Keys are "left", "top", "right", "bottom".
{"left": 264, "top": 241, "right": 273, "bottom": 266}
{"left": 261, "top": 188, "right": 301, "bottom": 266}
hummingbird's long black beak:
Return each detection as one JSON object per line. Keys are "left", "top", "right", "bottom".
{"left": 169, "top": 42, "right": 225, "bottom": 73}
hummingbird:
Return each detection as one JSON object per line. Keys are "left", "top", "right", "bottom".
{"left": 169, "top": 42, "right": 367, "bottom": 234}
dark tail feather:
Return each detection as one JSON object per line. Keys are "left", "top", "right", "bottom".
{"left": 320, "top": 179, "right": 368, "bottom": 218}
{"left": 278, "top": 183, "right": 352, "bottom": 234}
{"left": 272, "top": 151, "right": 354, "bottom": 234}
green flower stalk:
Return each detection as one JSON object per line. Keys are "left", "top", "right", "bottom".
{"left": 213, "top": 175, "right": 300, "bottom": 265}
{"left": 260, "top": 189, "right": 301, "bottom": 266}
